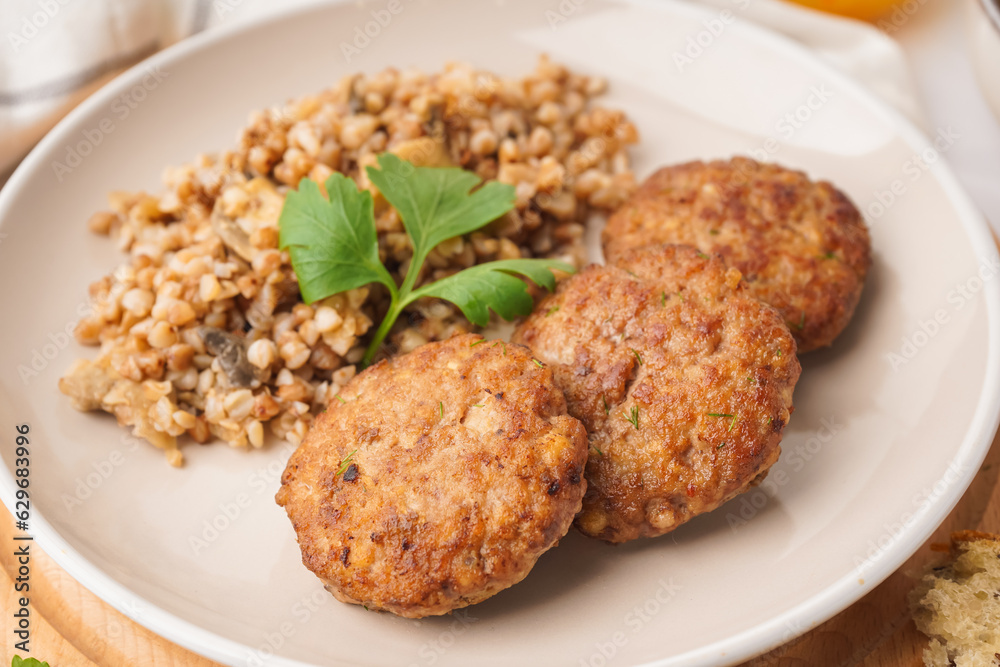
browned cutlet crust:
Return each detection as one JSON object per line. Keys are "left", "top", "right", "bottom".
{"left": 275, "top": 334, "right": 588, "bottom": 618}
{"left": 602, "top": 158, "right": 871, "bottom": 352}
{"left": 513, "top": 245, "right": 801, "bottom": 543}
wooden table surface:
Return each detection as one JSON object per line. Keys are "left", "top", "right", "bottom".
{"left": 2, "top": 421, "right": 998, "bottom": 667}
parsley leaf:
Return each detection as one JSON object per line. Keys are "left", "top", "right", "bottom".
{"left": 12, "top": 658, "right": 50, "bottom": 667}
{"left": 279, "top": 174, "right": 396, "bottom": 304}
{"left": 410, "top": 259, "right": 571, "bottom": 326}
{"left": 366, "top": 153, "right": 515, "bottom": 294}
{"left": 279, "top": 154, "right": 571, "bottom": 366}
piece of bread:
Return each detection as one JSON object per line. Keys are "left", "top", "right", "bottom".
{"left": 909, "top": 530, "right": 1000, "bottom": 666}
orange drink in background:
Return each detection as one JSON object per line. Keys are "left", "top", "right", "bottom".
{"left": 782, "top": 0, "right": 906, "bottom": 21}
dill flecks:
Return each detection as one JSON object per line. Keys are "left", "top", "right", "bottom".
{"left": 602, "top": 395, "right": 610, "bottom": 415}
{"left": 546, "top": 305, "right": 560, "bottom": 317}
{"left": 336, "top": 449, "right": 358, "bottom": 477}
{"left": 624, "top": 406, "right": 640, "bottom": 430}
{"left": 631, "top": 349, "right": 643, "bottom": 366}
{"left": 707, "top": 412, "right": 737, "bottom": 432}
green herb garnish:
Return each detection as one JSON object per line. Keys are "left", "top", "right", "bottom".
{"left": 335, "top": 394, "right": 346, "bottom": 404}
{"left": 532, "top": 359, "right": 544, "bottom": 368}
{"left": 472, "top": 403, "right": 484, "bottom": 408}
{"left": 717, "top": 442, "right": 726, "bottom": 450}
{"left": 624, "top": 405, "right": 640, "bottom": 430}
{"left": 631, "top": 349, "right": 643, "bottom": 365}
{"left": 492, "top": 340, "right": 508, "bottom": 355}
{"left": 797, "top": 311, "right": 805, "bottom": 330}
{"left": 439, "top": 401, "right": 444, "bottom": 418}
{"left": 661, "top": 291, "right": 667, "bottom": 306}
{"left": 279, "top": 153, "right": 572, "bottom": 366}
{"left": 591, "top": 446, "right": 604, "bottom": 456}
{"left": 12, "top": 659, "right": 50, "bottom": 667}
{"left": 336, "top": 449, "right": 358, "bottom": 477}
{"left": 709, "top": 229, "right": 720, "bottom": 236}
{"left": 696, "top": 251, "right": 709, "bottom": 259}
{"left": 602, "top": 395, "right": 610, "bottom": 415}
{"left": 546, "top": 305, "right": 560, "bottom": 317}
{"left": 469, "top": 338, "right": 486, "bottom": 347}
{"left": 707, "top": 412, "right": 738, "bottom": 431}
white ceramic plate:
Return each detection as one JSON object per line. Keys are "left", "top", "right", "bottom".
{"left": 1, "top": 1, "right": 999, "bottom": 665}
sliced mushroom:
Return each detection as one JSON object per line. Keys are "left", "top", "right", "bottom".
{"left": 198, "top": 326, "right": 259, "bottom": 388}
{"left": 210, "top": 206, "right": 258, "bottom": 262}
{"left": 245, "top": 275, "right": 301, "bottom": 331}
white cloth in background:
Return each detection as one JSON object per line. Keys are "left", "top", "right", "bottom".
{"left": 0, "top": 0, "right": 936, "bottom": 177}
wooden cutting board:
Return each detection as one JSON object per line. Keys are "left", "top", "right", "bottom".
{"left": 2, "top": 421, "right": 998, "bottom": 667}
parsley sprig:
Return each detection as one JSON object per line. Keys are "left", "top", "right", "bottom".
{"left": 279, "top": 153, "right": 573, "bottom": 366}
{"left": 12, "top": 658, "right": 49, "bottom": 667}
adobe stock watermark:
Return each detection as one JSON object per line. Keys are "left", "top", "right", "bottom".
{"left": 243, "top": 585, "right": 333, "bottom": 667}
{"left": 727, "top": 416, "right": 844, "bottom": 531}
{"left": 886, "top": 253, "right": 1000, "bottom": 371}
{"left": 213, "top": 0, "right": 245, "bottom": 19}
{"left": 876, "top": 0, "right": 930, "bottom": 35}
{"left": 59, "top": 431, "right": 142, "bottom": 512}
{"left": 405, "top": 610, "right": 480, "bottom": 667}
{"left": 673, "top": 0, "right": 752, "bottom": 72}
{"left": 770, "top": 608, "right": 909, "bottom": 666}
{"left": 339, "top": 0, "right": 413, "bottom": 64}
{"left": 578, "top": 578, "right": 682, "bottom": 667}
{"left": 545, "top": 0, "right": 588, "bottom": 30}
{"left": 188, "top": 442, "right": 295, "bottom": 555}
{"left": 854, "top": 460, "right": 971, "bottom": 576}
{"left": 744, "top": 84, "right": 835, "bottom": 163}
{"left": 17, "top": 300, "right": 91, "bottom": 385}
{"left": 101, "top": 598, "right": 147, "bottom": 643}
{"left": 51, "top": 64, "right": 169, "bottom": 182}
{"left": 7, "top": 0, "right": 72, "bottom": 53}
{"left": 863, "top": 126, "right": 960, "bottom": 223}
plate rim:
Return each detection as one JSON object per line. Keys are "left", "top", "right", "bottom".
{"left": 1, "top": 1, "right": 998, "bottom": 665}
